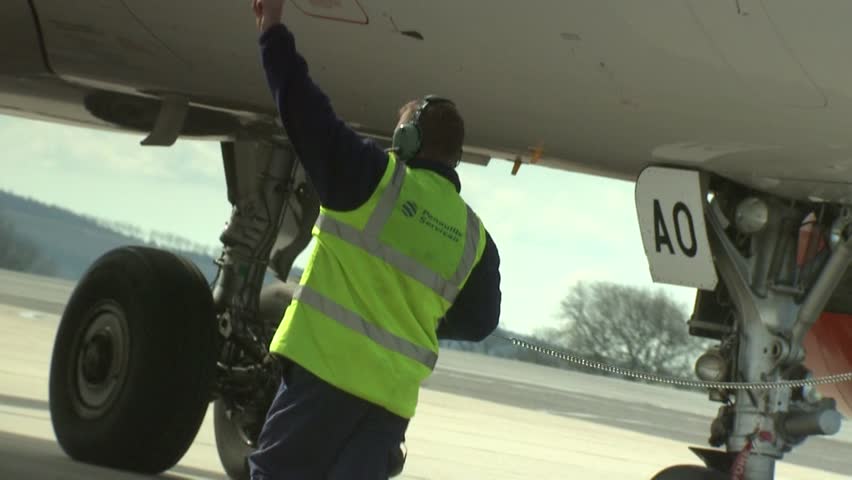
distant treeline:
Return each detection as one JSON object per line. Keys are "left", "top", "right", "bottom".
{"left": 0, "top": 212, "right": 56, "bottom": 276}
{"left": 94, "top": 218, "right": 220, "bottom": 258}
{"left": 0, "top": 190, "right": 301, "bottom": 283}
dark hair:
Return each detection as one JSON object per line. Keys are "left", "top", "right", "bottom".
{"left": 399, "top": 98, "right": 465, "bottom": 167}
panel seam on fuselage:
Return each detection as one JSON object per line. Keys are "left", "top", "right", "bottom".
{"left": 117, "top": 0, "right": 190, "bottom": 65}
{"left": 25, "top": 0, "right": 55, "bottom": 75}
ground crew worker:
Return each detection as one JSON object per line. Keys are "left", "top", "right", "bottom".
{"left": 248, "top": 1, "right": 502, "bottom": 478}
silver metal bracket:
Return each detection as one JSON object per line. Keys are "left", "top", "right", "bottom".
{"left": 210, "top": 140, "right": 317, "bottom": 370}
{"left": 141, "top": 94, "right": 188, "bottom": 146}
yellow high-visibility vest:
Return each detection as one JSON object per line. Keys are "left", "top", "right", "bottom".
{"left": 269, "top": 153, "right": 486, "bottom": 418}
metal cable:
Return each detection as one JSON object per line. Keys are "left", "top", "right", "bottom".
{"left": 496, "top": 335, "right": 852, "bottom": 390}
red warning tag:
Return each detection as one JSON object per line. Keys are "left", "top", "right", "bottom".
{"left": 730, "top": 431, "right": 774, "bottom": 480}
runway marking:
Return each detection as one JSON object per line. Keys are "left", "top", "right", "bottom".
{"left": 547, "top": 411, "right": 600, "bottom": 421}
{"left": 0, "top": 369, "right": 41, "bottom": 379}
{"left": 618, "top": 417, "right": 654, "bottom": 426}
{"left": 506, "top": 382, "right": 551, "bottom": 391}
{"left": 0, "top": 408, "right": 48, "bottom": 422}
{"left": 542, "top": 410, "right": 660, "bottom": 429}
{"left": 444, "top": 374, "right": 496, "bottom": 384}
{"left": 17, "top": 311, "right": 47, "bottom": 320}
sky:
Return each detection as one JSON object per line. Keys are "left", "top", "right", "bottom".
{"left": 0, "top": 115, "right": 696, "bottom": 336}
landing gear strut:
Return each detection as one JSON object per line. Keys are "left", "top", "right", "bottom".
{"left": 209, "top": 140, "right": 318, "bottom": 479}
{"left": 653, "top": 179, "right": 847, "bottom": 479}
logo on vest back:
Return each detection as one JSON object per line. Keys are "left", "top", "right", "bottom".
{"left": 400, "top": 200, "right": 462, "bottom": 243}
{"left": 401, "top": 201, "right": 418, "bottom": 218}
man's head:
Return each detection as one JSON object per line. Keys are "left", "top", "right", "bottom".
{"left": 392, "top": 96, "right": 465, "bottom": 168}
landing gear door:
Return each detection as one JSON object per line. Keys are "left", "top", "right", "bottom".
{"left": 635, "top": 167, "right": 718, "bottom": 291}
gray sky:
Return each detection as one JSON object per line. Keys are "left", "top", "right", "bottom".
{"left": 1, "top": 115, "right": 696, "bottom": 335}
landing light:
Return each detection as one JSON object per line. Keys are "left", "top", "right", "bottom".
{"left": 735, "top": 197, "right": 769, "bottom": 234}
{"left": 695, "top": 349, "right": 728, "bottom": 382}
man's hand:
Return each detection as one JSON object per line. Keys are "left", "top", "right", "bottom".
{"left": 252, "top": 0, "right": 285, "bottom": 33}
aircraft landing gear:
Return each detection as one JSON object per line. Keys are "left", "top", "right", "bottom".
{"left": 48, "top": 139, "right": 318, "bottom": 478}
{"left": 650, "top": 179, "right": 847, "bottom": 480}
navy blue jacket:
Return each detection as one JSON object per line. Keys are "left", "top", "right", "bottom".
{"left": 259, "top": 24, "right": 501, "bottom": 341}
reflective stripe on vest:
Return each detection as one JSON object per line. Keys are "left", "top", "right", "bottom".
{"left": 316, "top": 160, "right": 481, "bottom": 304}
{"left": 293, "top": 285, "right": 439, "bottom": 369}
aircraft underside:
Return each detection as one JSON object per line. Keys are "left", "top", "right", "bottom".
{"left": 4, "top": 1, "right": 852, "bottom": 480}
{"left": 7, "top": 1, "right": 852, "bottom": 195}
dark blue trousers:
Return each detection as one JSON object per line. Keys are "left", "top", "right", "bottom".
{"left": 248, "top": 360, "right": 409, "bottom": 480}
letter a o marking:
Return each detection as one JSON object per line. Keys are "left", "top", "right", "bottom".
{"left": 673, "top": 202, "right": 697, "bottom": 258}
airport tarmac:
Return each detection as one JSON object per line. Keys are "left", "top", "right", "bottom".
{"left": 0, "top": 269, "right": 850, "bottom": 479}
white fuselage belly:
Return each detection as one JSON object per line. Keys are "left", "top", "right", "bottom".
{"left": 5, "top": 1, "right": 852, "bottom": 201}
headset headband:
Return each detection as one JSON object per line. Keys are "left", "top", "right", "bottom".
{"left": 412, "top": 95, "right": 455, "bottom": 128}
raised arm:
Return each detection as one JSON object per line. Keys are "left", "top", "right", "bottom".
{"left": 254, "top": 0, "right": 388, "bottom": 211}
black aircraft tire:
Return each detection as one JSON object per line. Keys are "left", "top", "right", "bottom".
{"left": 213, "top": 281, "right": 294, "bottom": 480}
{"left": 651, "top": 465, "right": 728, "bottom": 480}
{"left": 48, "top": 246, "right": 218, "bottom": 474}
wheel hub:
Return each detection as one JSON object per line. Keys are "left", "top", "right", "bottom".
{"left": 73, "top": 303, "right": 129, "bottom": 418}
{"left": 81, "top": 332, "right": 113, "bottom": 384}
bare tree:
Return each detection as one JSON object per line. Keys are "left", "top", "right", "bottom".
{"left": 543, "top": 281, "right": 706, "bottom": 378}
{"left": 0, "top": 212, "right": 56, "bottom": 275}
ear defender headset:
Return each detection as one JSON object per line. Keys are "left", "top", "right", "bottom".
{"left": 391, "top": 95, "right": 457, "bottom": 163}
